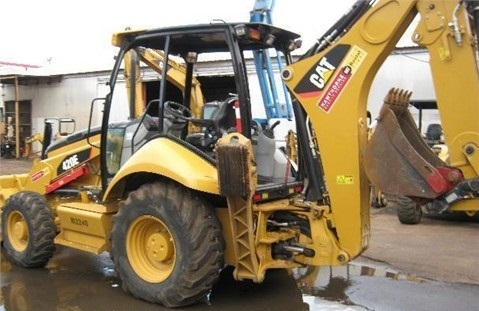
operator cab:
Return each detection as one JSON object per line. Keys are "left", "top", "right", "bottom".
{"left": 101, "top": 22, "right": 303, "bottom": 198}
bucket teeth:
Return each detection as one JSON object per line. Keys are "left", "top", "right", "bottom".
{"left": 381, "top": 88, "right": 412, "bottom": 116}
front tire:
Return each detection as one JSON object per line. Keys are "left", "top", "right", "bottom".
{"left": 110, "top": 181, "right": 224, "bottom": 308}
{"left": 1, "top": 191, "right": 56, "bottom": 267}
{"left": 396, "top": 195, "right": 422, "bottom": 225}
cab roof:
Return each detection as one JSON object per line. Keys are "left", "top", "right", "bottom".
{"left": 112, "top": 22, "right": 301, "bottom": 55}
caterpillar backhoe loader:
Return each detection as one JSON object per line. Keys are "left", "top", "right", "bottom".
{"left": 1, "top": 0, "right": 478, "bottom": 308}
{"left": 23, "top": 117, "right": 76, "bottom": 158}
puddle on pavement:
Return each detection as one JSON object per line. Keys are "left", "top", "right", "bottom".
{"left": 292, "top": 261, "right": 429, "bottom": 310}
{"left": 1, "top": 246, "right": 429, "bottom": 311}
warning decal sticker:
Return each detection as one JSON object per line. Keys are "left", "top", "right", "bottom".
{"left": 336, "top": 175, "right": 354, "bottom": 185}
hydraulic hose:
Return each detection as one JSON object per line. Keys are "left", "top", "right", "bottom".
{"left": 301, "top": 0, "right": 373, "bottom": 59}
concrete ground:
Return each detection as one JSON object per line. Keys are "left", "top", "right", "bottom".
{"left": 0, "top": 157, "right": 36, "bottom": 175}
{"left": 1, "top": 157, "right": 478, "bottom": 285}
{"left": 359, "top": 205, "right": 479, "bottom": 285}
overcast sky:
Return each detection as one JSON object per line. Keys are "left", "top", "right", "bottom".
{"left": 0, "top": 0, "right": 356, "bottom": 71}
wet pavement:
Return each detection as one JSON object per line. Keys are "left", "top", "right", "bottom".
{"left": 1, "top": 157, "right": 479, "bottom": 310}
{"left": 2, "top": 246, "right": 478, "bottom": 311}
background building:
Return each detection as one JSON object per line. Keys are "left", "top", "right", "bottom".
{"left": 0, "top": 47, "right": 438, "bottom": 157}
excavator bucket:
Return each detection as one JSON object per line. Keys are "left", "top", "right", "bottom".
{"left": 364, "top": 88, "right": 462, "bottom": 200}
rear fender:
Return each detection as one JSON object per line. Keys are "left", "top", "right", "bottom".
{"left": 102, "top": 137, "right": 219, "bottom": 199}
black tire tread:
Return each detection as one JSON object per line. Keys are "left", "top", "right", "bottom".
{"left": 110, "top": 181, "right": 224, "bottom": 308}
{"left": 1, "top": 191, "right": 56, "bottom": 267}
{"left": 396, "top": 195, "right": 422, "bottom": 225}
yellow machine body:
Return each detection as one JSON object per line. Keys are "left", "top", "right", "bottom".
{"left": 0, "top": 0, "right": 477, "bottom": 308}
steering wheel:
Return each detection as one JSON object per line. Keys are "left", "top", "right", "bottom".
{"left": 164, "top": 101, "right": 194, "bottom": 120}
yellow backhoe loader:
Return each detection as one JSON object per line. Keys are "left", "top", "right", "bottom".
{"left": 0, "top": 0, "right": 477, "bottom": 308}
{"left": 23, "top": 117, "right": 76, "bottom": 159}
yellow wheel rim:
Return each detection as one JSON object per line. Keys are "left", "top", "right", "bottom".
{"left": 9, "top": 283, "right": 30, "bottom": 311}
{"left": 6, "top": 211, "right": 29, "bottom": 252}
{"left": 126, "top": 215, "right": 176, "bottom": 283}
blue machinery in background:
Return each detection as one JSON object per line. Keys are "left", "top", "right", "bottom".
{"left": 250, "top": 0, "right": 293, "bottom": 121}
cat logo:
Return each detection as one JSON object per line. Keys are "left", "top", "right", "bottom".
{"left": 292, "top": 44, "right": 349, "bottom": 97}
{"left": 309, "top": 57, "right": 336, "bottom": 89}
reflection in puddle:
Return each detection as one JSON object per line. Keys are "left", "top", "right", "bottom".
{"left": 293, "top": 261, "right": 429, "bottom": 310}
{"left": 1, "top": 245, "right": 432, "bottom": 311}
{"left": 296, "top": 267, "right": 354, "bottom": 305}
{"left": 0, "top": 247, "right": 309, "bottom": 311}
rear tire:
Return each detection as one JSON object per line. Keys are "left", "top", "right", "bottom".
{"left": 110, "top": 181, "right": 224, "bottom": 308}
{"left": 396, "top": 195, "right": 422, "bottom": 225}
{"left": 1, "top": 191, "right": 56, "bottom": 267}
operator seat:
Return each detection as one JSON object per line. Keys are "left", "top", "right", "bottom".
{"left": 209, "top": 97, "right": 237, "bottom": 132}
{"left": 424, "top": 123, "right": 443, "bottom": 146}
{"left": 185, "top": 97, "right": 237, "bottom": 152}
